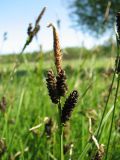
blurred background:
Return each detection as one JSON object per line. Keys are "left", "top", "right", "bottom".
{"left": 1, "top": 1, "right": 120, "bottom": 160}
{"left": 0, "top": 0, "right": 115, "bottom": 54}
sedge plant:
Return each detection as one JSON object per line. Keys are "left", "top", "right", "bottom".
{"left": 46, "top": 24, "right": 79, "bottom": 160}
{"left": 3, "top": 7, "right": 46, "bottom": 96}
{"left": 104, "top": 12, "right": 120, "bottom": 160}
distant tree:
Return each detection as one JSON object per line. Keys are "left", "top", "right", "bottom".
{"left": 67, "top": 0, "right": 120, "bottom": 35}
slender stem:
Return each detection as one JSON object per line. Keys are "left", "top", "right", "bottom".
{"left": 96, "top": 71, "right": 115, "bottom": 140}
{"left": 90, "top": 35, "right": 120, "bottom": 160}
{"left": 58, "top": 100, "right": 64, "bottom": 160}
{"left": 88, "top": 70, "right": 115, "bottom": 160}
{"left": 105, "top": 75, "right": 120, "bottom": 160}
{"left": 97, "top": 36, "right": 120, "bottom": 139}
{"left": 60, "top": 126, "right": 64, "bottom": 160}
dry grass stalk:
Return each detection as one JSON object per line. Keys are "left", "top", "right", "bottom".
{"left": 25, "top": 7, "right": 46, "bottom": 48}
{"left": 10, "top": 147, "right": 29, "bottom": 160}
{"left": 93, "top": 144, "right": 104, "bottom": 160}
{"left": 88, "top": 118, "right": 104, "bottom": 160}
{"left": 35, "top": 7, "right": 46, "bottom": 26}
{"left": 47, "top": 23, "right": 62, "bottom": 73}
{"left": 103, "top": 1, "right": 111, "bottom": 23}
{"left": 17, "top": 6, "right": 46, "bottom": 54}
{"left": 2, "top": 7, "right": 47, "bottom": 97}
{"left": 29, "top": 123, "right": 43, "bottom": 132}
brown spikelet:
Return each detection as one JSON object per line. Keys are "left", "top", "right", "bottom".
{"left": 25, "top": 7, "right": 46, "bottom": 46}
{"left": 27, "top": 23, "right": 33, "bottom": 36}
{"left": 61, "top": 90, "right": 79, "bottom": 124}
{"left": 56, "top": 69, "right": 68, "bottom": 97}
{"left": 33, "top": 24, "right": 40, "bottom": 36}
{"left": 48, "top": 23, "right": 62, "bottom": 73}
{"left": 26, "top": 24, "right": 40, "bottom": 46}
{"left": 46, "top": 69, "right": 59, "bottom": 104}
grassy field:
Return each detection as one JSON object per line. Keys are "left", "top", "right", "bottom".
{"left": 0, "top": 49, "right": 120, "bottom": 160}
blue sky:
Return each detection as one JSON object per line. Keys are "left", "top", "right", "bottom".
{"left": 0, "top": 0, "right": 110, "bottom": 54}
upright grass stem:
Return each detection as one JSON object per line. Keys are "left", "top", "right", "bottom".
{"left": 47, "top": 23, "right": 78, "bottom": 160}
{"left": 78, "top": 105, "right": 114, "bottom": 160}
{"left": 104, "top": 37, "right": 120, "bottom": 159}
{"left": 89, "top": 69, "right": 116, "bottom": 160}
{"left": 96, "top": 71, "right": 115, "bottom": 140}
{"left": 58, "top": 100, "right": 64, "bottom": 160}
{"left": 96, "top": 37, "right": 120, "bottom": 141}
{"left": 60, "top": 126, "right": 64, "bottom": 160}
{"left": 2, "top": 7, "right": 46, "bottom": 96}
{"left": 105, "top": 76, "right": 120, "bottom": 160}
{"left": 3, "top": 45, "right": 27, "bottom": 96}
{"left": 81, "top": 35, "right": 120, "bottom": 160}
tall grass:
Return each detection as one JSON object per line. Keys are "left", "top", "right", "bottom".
{"left": 0, "top": 8, "right": 120, "bottom": 160}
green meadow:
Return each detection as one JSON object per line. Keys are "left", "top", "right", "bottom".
{"left": 0, "top": 46, "right": 120, "bottom": 160}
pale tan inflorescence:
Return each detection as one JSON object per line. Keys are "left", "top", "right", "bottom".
{"left": 48, "top": 23, "right": 62, "bottom": 74}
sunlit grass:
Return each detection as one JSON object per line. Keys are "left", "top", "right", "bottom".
{"left": 0, "top": 53, "right": 119, "bottom": 159}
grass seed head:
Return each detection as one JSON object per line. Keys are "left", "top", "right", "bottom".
{"left": 61, "top": 90, "right": 79, "bottom": 124}
{"left": 27, "top": 23, "right": 33, "bottom": 36}
{"left": 25, "top": 7, "right": 46, "bottom": 47}
{"left": 48, "top": 23, "right": 62, "bottom": 73}
{"left": 35, "top": 7, "right": 46, "bottom": 26}
{"left": 57, "top": 69, "right": 68, "bottom": 97}
{"left": 33, "top": 24, "right": 40, "bottom": 36}
{"left": 46, "top": 69, "right": 59, "bottom": 104}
